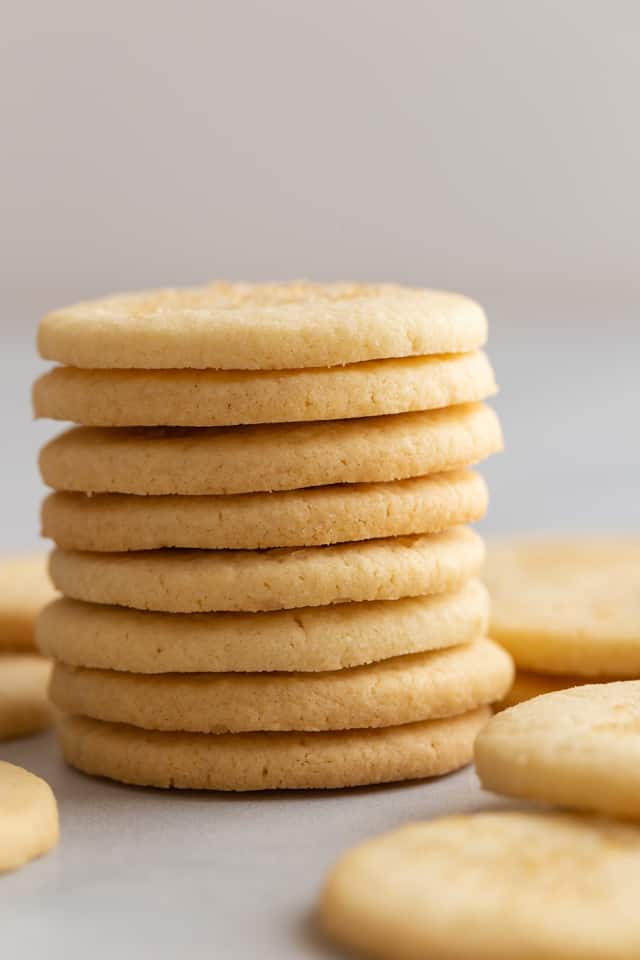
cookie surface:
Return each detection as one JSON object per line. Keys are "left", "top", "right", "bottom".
{"left": 33, "top": 351, "right": 497, "bottom": 427}
{"left": 0, "top": 553, "right": 57, "bottom": 651}
{"left": 38, "top": 282, "right": 487, "bottom": 370}
{"left": 39, "top": 402, "right": 501, "bottom": 497}
{"left": 486, "top": 538, "right": 640, "bottom": 676}
{"left": 49, "top": 639, "right": 511, "bottom": 733}
{"left": 0, "top": 762, "right": 59, "bottom": 873}
{"left": 475, "top": 682, "right": 640, "bottom": 820}
{"left": 37, "top": 580, "right": 489, "bottom": 673}
{"left": 0, "top": 655, "right": 52, "bottom": 740}
{"left": 42, "top": 470, "right": 487, "bottom": 552}
{"left": 320, "top": 811, "right": 640, "bottom": 960}
{"left": 499, "top": 670, "right": 587, "bottom": 709}
{"left": 49, "top": 527, "right": 483, "bottom": 613}
{"left": 57, "top": 707, "right": 489, "bottom": 790}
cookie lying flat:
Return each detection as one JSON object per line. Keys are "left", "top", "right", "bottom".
{"left": 42, "top": 470, "right": 487, "bottom": 552}
{"left": 38, "top": 282, "right": 487, "bottom": 370}
{"left": 57, "top": 707, "right": 489, "bottom": 790}
{"left": 0, "top": 762, "right": 59, "bottom": 873}
{"left": 499, "top": 670, "right": 588, "bottom": 709}
{"left": 0, "top": 553, "right": 56, "bottom": 651}
{"left": 49, "top": 527, "right": 483, "bottom": 613}
{"left": 37, "top": 580, "right": 488, "bottom": 673}
{"left": 320, "top": 811, "right": 640, "bottom": 960}
{"left": 33, "top": 351, "right": 497, "bottom": 427}
{"left": 39, "top": 402, "right": 501, "bottom": 496}
{"left": 486, "top": 538, "right": 640, "bottom": 677}
{"left": 49, "top": 639, "right": 511, "bottom": 733}
{"left": 0, "top": 655, "right": 52, "bottom": 740}
{"left": 475, "top": 682, "right": 640, "bottom": 820}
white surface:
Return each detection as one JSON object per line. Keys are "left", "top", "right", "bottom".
{"left": 0, "top": 732, "right": 514, "bottom": 958}
{"left": 1, "top": 319, "right": 639, "bottom": 956}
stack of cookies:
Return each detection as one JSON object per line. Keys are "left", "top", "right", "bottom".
{"left": 33, "top": 282, "right": 511, "bottom": 790}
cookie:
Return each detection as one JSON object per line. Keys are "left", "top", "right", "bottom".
{"left": 41, "top": 470, "right": 487, "bottom": 552}
{"left": 319, "top": 811, "right": 640, "bottom": 960}
{"left": 486, "top": 538, "right": 640, "bottom": 676}
{"left": 499, "top": 670, "right": 587, "bottom": 709}
{"left": 0, "top": 655, "right": 52, "bottom": 740}
{"left": 39, "top": 402, "right": 501, "bottom": 496}
{"left": 38, "top": 282, "right": 487, "bottom": 371}
{"left": 37, "top": 580, "right": 489, "bottom": 673}
{"left": 49, "top": 526, "right": 483, "bottom": 613}
{"left": 49, "top": 639, "right": 511, "bottom": 733}
{"left": 0, "top": 762, "right": 59, "bottom": 873}
{"left": 57, "top": 707, "right": 490, "bottom": 790}
{"left": 33, "top": 351, "right": 497, "bottom": 427}
{"left": 0, "top": 553, "right": 57, "bottom": 651}
{"left": 475, "top": 682, "right": 640, "bottom": 820}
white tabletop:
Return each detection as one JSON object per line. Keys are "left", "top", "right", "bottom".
{"left": 1, "top": 315, "right": 639, "bottom": 957}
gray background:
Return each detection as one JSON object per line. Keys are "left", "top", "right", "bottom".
{"left": 1, "top": 2, "right": 639, "bottom": 957}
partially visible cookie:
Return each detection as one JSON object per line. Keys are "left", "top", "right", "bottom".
{"left": 41, "top": 470, "right": 487, "bottom": 552}
{"left": 39, "top": 403, "right": 502, "bottom": 496}
{"left": 319, "top": 811, "right": 640, "bottom": 960}
{"left": 38, "top": 282, "right": 487, "bottom": 370}
{"left": 37, "top": 580, "right": 489, "bottom": 673}
{"left": 486, "top": 538, "right": 640, "bottom": 676}
{"left": 0, "top": 655, "right": 52, "bottom": 740}
{"left": 49, "top": 527, "right": 483, "bottom": 613}
{"left": 0, "top": 553, "right": 56, "bottom": 651}
{"left": 475, "top": 681, "right": 640, "bottom": 820}
{"left": 0, "top": 762, "right": 59, "bottom": 873}
{"left": 33, "top": 351, "right": 496, "bottom": 427}
{"left": 49, "top": 639, "right": 512, "bottom": 733}
{"left": 57, "top": 707, "right": 490, "bottom": 790}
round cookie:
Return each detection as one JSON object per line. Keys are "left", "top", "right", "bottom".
{"left": 37, "top": 580, "right": 489, "bottom": 673}
{"left": 33, "top": 351, "right": 497, "bottom": 427}
{"left": 499, "top": 670, "right": 588, "bottom": 709}
{"left": 486, "top": 538, "right": 640, "bottom": 677}
{"left": 475, "top": 682, "right": 640, "bottom": 820}
{"left": 0, "top": 655, "right": 52, "bottom": 740}
{"left": 319, "top": 811, "right": 640, "bottom": 960}
{"left": 57, "top": 708, "right": 490, "bottom": 790}
{"left": 0, "top": 553, "right": 57, "bottom": 651}
{"left": 0, "top": 762, "right": 59, "bottom": 873}
{"left": 41, "top": 470, "right": 487, "bottom": 552}
{"left": 38, "top": 282, "right": 487, "bottom": 371}
{"left": 49, "top": 527, "right": 483, "bottom": 613}
{"left": 39, "top": 402, "right": 502, "bottom": 496}
{"left": 49, "top": 639, "right": 512, "bottom": 733}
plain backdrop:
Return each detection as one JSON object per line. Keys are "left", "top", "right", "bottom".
{"left": 1, "top": 0, "right": 639, "bottom": 548}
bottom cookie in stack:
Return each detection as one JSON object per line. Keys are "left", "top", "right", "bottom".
{"left": 486, "top": 538, "right": 640, "bottom": 708}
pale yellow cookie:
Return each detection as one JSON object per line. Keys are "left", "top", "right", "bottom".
{"left": 0, "top": 655, "right": 52, "bottom": 740}
{"left": 0, "top": 762, "right": 58, "bottom": 873}
{"left": 498, "top": 670, "right": 588, "bottom": 709}
{"left": 57, "top": 708, "right": 490, "bottom": 790}
{"left": 319, "top": 811, "right": 640, "bottom": 960}
{"left": 38, "top": 282, "right": 487, "bottom": 370}
{"left": 49, "top": 639, "right": 511, "bottom": 733}
{"left": 49, "top": 527, "right": 483, "bottom": 613}
{"left": 39, "top": 402, "right": 501, "bottom": 496}
{"left": 486, "top": 537, "right": 640, "bottom": 677}
{"left": 41, "top": 470, "right": 487, "bottom": 552}
{"left": 0, "top": 553, "right": 57, "bottom": 651}
{"left": 33, "top": 351, "right": 496, "bottom": 427}
{"left": 475, "top": 681, "right": 640, "bottom": 820}
{"left": 37, "top": 580, "right": 489, "bottom": 673}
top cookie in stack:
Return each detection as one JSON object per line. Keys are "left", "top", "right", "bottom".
{"left": 34, "top": 282, "right": 510, "bottom": 791}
